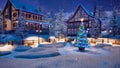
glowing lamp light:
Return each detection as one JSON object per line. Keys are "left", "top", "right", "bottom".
{"left": 109, "top": 30, "right": 112, "bottom": 33}
{"left": 80, "top": 18, "right": 84, "bottom": 22}
{"left": 16, "top": 20, "right": 19, "bottom": 23}
{"left": 86, "top": 30, "right": 88, "bottom": 33}
{"left": 36, "top": 30, "right": 38, "bottom": 32}
{"left": 26, "top": 22, "right": 28, "bottom": 25}
{"left": 104, "top": 31, "right": 107, "bottom": 33}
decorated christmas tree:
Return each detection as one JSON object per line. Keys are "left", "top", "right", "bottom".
{"left": 75, "top": 22, "right": 89, "bottom": 51}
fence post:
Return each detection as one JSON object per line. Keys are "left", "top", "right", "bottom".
{"left": 22, "top": 40, "right": 24, "bottom": 45}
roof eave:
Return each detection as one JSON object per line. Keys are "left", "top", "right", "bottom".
{"left": 1, "top": 0, "right": 8, "bottom": 14}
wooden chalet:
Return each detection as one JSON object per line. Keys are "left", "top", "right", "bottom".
{"left": 2, "top": 0, "right": 48, "bottom": 33}
{"left": 66, "top": 4, "right": 101, "bottom": 37}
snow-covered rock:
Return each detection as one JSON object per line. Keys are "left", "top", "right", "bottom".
{"left": 0, "top": 44, "right": 15, "bottom": 51}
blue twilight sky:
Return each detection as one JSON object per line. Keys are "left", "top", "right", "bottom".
{"left": 0, "top": 0, "right": 120, "bottom": 13}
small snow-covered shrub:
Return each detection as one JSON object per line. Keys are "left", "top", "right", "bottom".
{"left": 0, "top": 51, "right": 11, "bottom": 56}
{"left": 14, "top": 45, "right": 32, "bottom": 52}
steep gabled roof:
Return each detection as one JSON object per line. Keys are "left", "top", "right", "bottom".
{"left": 66, "top": 3, "right": 93, "bottom": 23}
{"left": 3, "top": 0, "right": 42, "bottom": 15}
{"left": 79, "top": 3, "right": 93, "bottom": 16}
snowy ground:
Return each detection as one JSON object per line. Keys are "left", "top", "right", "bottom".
{"left": 0, "top": 43, "right": 120, "bottom": 68}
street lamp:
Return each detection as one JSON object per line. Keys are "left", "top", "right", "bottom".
{"left": 36, "top": 24, "right": 42, "bottom": 45}
{"left": 80, "top": 18, "right": 84, "bottom": 27}
{"left": 80, "top": 18, "right": 84, "bottom": 22}
{"left": 107, "top": 30, "right": 112, "bottom": 43}
{"left": 36, "top": 30, "right": 39, "bottom": 45}
{"left": 25, "top": 22, "right": 28, "bottom": 30}
{"left": 16, "top": 20, "right": 19, "bottom": 29}
{"left": 107, "top": 32, "right": 109, "bottom": 43}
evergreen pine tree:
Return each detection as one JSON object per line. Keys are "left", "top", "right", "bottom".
{"left": 75, "top": 23, "right": 89, "bottom": 51}
{"left": 54, "top": 9, "right": 67, "bottom": 37}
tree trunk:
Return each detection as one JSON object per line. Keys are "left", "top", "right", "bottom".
{"left": 78, "top": 47, "right": 85, "bottom": 51}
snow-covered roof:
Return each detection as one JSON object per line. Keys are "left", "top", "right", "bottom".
{"left": 2, "top": 35, "right": 21, "bottom": 43}
{"left": 9, "top": 0, "right": 42, "bottom": 15}
{"left": 26, "top": 20, "right": 49, "bottom": 24}
{"left": 79, "top": 3, "right": 93, "bottom": 16}
{"left": 26, "top": 20, "right": 42, "bottom": 24}
{"left": 66, "top": 3, "right": 93, "bottom": 23}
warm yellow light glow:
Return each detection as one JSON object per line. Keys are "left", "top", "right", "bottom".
{"left": 0, "top": 44, "right": 15, "bottom": 52}
{"left": 87, "top": 38, "right": 120, "bottom": 46}
{"left": 80, "top": 18, "right": 84, "bottom": 22}
{"left": 49, "top": 36, "right": 56, "bottom": 39}
{"left": 24, "top": 36, "right": 45, "bottom": 48}
{"left": 57, "top": 38, "right": 65, "bottom": 42}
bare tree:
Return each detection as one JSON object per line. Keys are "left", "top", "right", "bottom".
{"left": 49, "top": 11, "right": 56, "bottom": 36}
{"left": 15, "top": 8, "right": 28, "bottom": 38}
{"left": 54, "top": 9, "right": 67, "bottom": 37}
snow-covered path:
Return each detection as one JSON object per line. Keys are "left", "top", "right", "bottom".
{"left": 0, "top": 43, "right": 120, "bottom": 68}
{"left": 58, "top": 43, "right": 111, "bottom": 56}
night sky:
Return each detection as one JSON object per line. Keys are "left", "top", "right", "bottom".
{"left": 0, "top": 0, "right": 120, "bottom": 13}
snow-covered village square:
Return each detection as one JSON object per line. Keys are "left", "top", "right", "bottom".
{"left": 0, "top": 0, "right": 120, "bottom": 68}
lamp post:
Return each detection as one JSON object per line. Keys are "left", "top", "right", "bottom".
{"left": 107, "top": 31, "right": 109, "bottom": 43}
{"left": 36, "top": 24, "right": 42, "bottom": 45}
{"left": 25, "top": 22, "right": 28, "bottom": 30}
{"left": 107, "top": 30, "right": 112, "bottom": 43}
{"left": 16, "top": 20, "right": 19, "bottom": 28}
{"left": 36, "top": 30, "right": 39, "bottom": 45}
{"left": 107, "top": 30, "right": 112, "bottom": 44}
